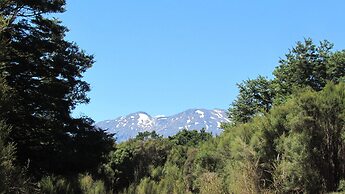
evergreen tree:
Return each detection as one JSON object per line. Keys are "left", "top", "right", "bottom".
{"left": 0, "top": 0, "right": 113, "bottom": 176}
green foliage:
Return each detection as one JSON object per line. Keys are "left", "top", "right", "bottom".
{"left": 194, "top": 141, "right": 223, "bottom": 173}
{"left": 97, "top": 82, "right": 345, "bottom": 193}
{"left": 0, "top": 1, "right": 114, "bottom": 192}
{"left": 0, "top": 0, "right": 114, "bottom": 177}
{"left": 337, "top": 180, "right": 345, "bottom": 192}
{"left": 273, "top": 38, "right": 334, "bottom": 92}
{"left": 0, "top": 77, "right": 32, "bottom": 193}
{"left": 327, "top": 51, "right": 345, "bottom": 83}
{"left": 39, "top": 176, "right": 74, "bottom": 194}
{"left": 197, "top": 172, "right": 224, "bottom": 194}
{"left": 229, "top": 39, "right": 345, "bottom": 124}
{"left": 169, "top": 128, "right": 212, "bottom": 146}
{"left": 222, "top": 121, "right": 262, "bottom": 194}
{"left": 0, "top": 120, "right": 33, "bottom": 193}
{"left": 136, "top": 177, "right": 155, "bottom": 194}
{"left": 79, "top": 174, "right": 107, "bottom": 194}
{"left": 156, "top": 164, "right": 186, "bottom": 194}
{"left": 2, "top": 3, "right": 345, "bottom": 193}
{"left": 101, "top": 137, "right": 172, "bottom": 191}
{"left": 134, "top": 131, "right": 162, "bottom": 141}
{"left": 223, "top": 82, "right": 345, "bottom": 193}
{"left": 229, "top": 76, "right": 274, "bottom": 124}
{"left": 273, "top": 132, "right": 325, "bottom": 193}
{"left": 102, "top": 129, "right": 213, "bottom": 193}
{"left": 39, "top": 174, "right": 107, "bottom": 194}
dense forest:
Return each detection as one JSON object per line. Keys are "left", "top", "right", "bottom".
{"left": 1, "top": 0, "right": 345, "bottom": 193}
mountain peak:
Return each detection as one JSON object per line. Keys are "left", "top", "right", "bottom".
{"left": 96, "top": 108, "right": 230, "bottom": 142}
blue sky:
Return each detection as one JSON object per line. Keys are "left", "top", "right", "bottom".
{"left": 60, "top": 1, "right": 345, "bottom": 122}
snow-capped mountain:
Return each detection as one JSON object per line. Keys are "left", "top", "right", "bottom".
{"left": 96, "top": 109, "right": 230, "bottom": 142}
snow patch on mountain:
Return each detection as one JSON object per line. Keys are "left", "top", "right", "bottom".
{"left": 96, "top": 108, "right": 230, "bottom": 142}
{"left": 195, "top": 110, "right": 205, "bottom": 118}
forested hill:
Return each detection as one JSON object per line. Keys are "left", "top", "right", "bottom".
{"left": 1, "top": 1, "right": 345, "bottom": 194}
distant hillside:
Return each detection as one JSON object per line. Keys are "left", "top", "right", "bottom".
{"left": 96, "top": 108, "right": 230, "bottom": 142}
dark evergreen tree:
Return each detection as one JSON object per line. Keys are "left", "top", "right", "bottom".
{"left": 0, "top": 0, "right": 113, "bottom": 177}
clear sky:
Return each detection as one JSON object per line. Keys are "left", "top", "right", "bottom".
{"left": 60, "top": 0, "right": 345, "bottom": 122}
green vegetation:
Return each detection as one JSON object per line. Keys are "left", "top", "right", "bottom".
{"left": 0, "top": 0, "right": 113, "bottom": 192}
{"left": 1, "top": 1, "right": 345, "bottom": 194}
{"left": 108, "top": 51, "right": 345, "bottom": 193}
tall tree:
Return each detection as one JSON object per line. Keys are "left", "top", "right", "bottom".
{"left": 273, "top": 38, "right": 334, "bottom": 93}
{"left": 229, "top": 39, "right": 345, "bottom": 124}
{"left": 228, "top": 76, "right": 274, "bottom": 124}
{"left": 0, "top": 0, "right": 113, "bottom": 176}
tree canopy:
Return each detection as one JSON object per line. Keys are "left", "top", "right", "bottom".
{"left": 229, "top": 38, "right": 345, "bottom": 124}
{"left": 0, "top": 0, "right": 113, "bottom": 177}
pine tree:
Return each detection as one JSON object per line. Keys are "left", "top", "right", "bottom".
{"left": 0, "top": 0, "right": 113, "bottom": 176}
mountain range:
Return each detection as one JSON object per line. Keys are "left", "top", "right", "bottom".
{"left": 96, "top": 108, "right": 230, "bottom": 142}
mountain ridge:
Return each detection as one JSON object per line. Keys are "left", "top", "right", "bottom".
{"left": 96, "top": 108, "right": 230, "bottom": 142}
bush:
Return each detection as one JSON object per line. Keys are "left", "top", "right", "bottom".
{"left": 197, "top": 172, "right": 224, "bottom": 194}
{"left": 39, "top": 176, "right": 74, "bottom": 194}
{"left": 39, "top": 174, "right": 107, "bottom": 194}
{"left": 79, "top": 174, "right": 107, "bottom": 194}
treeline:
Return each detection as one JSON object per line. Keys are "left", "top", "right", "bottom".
{"left": 108, "top": 40, "right": 345, "bottom": 193}
{"left": 1, "top": 0, "right": 345, "bottom": 194}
